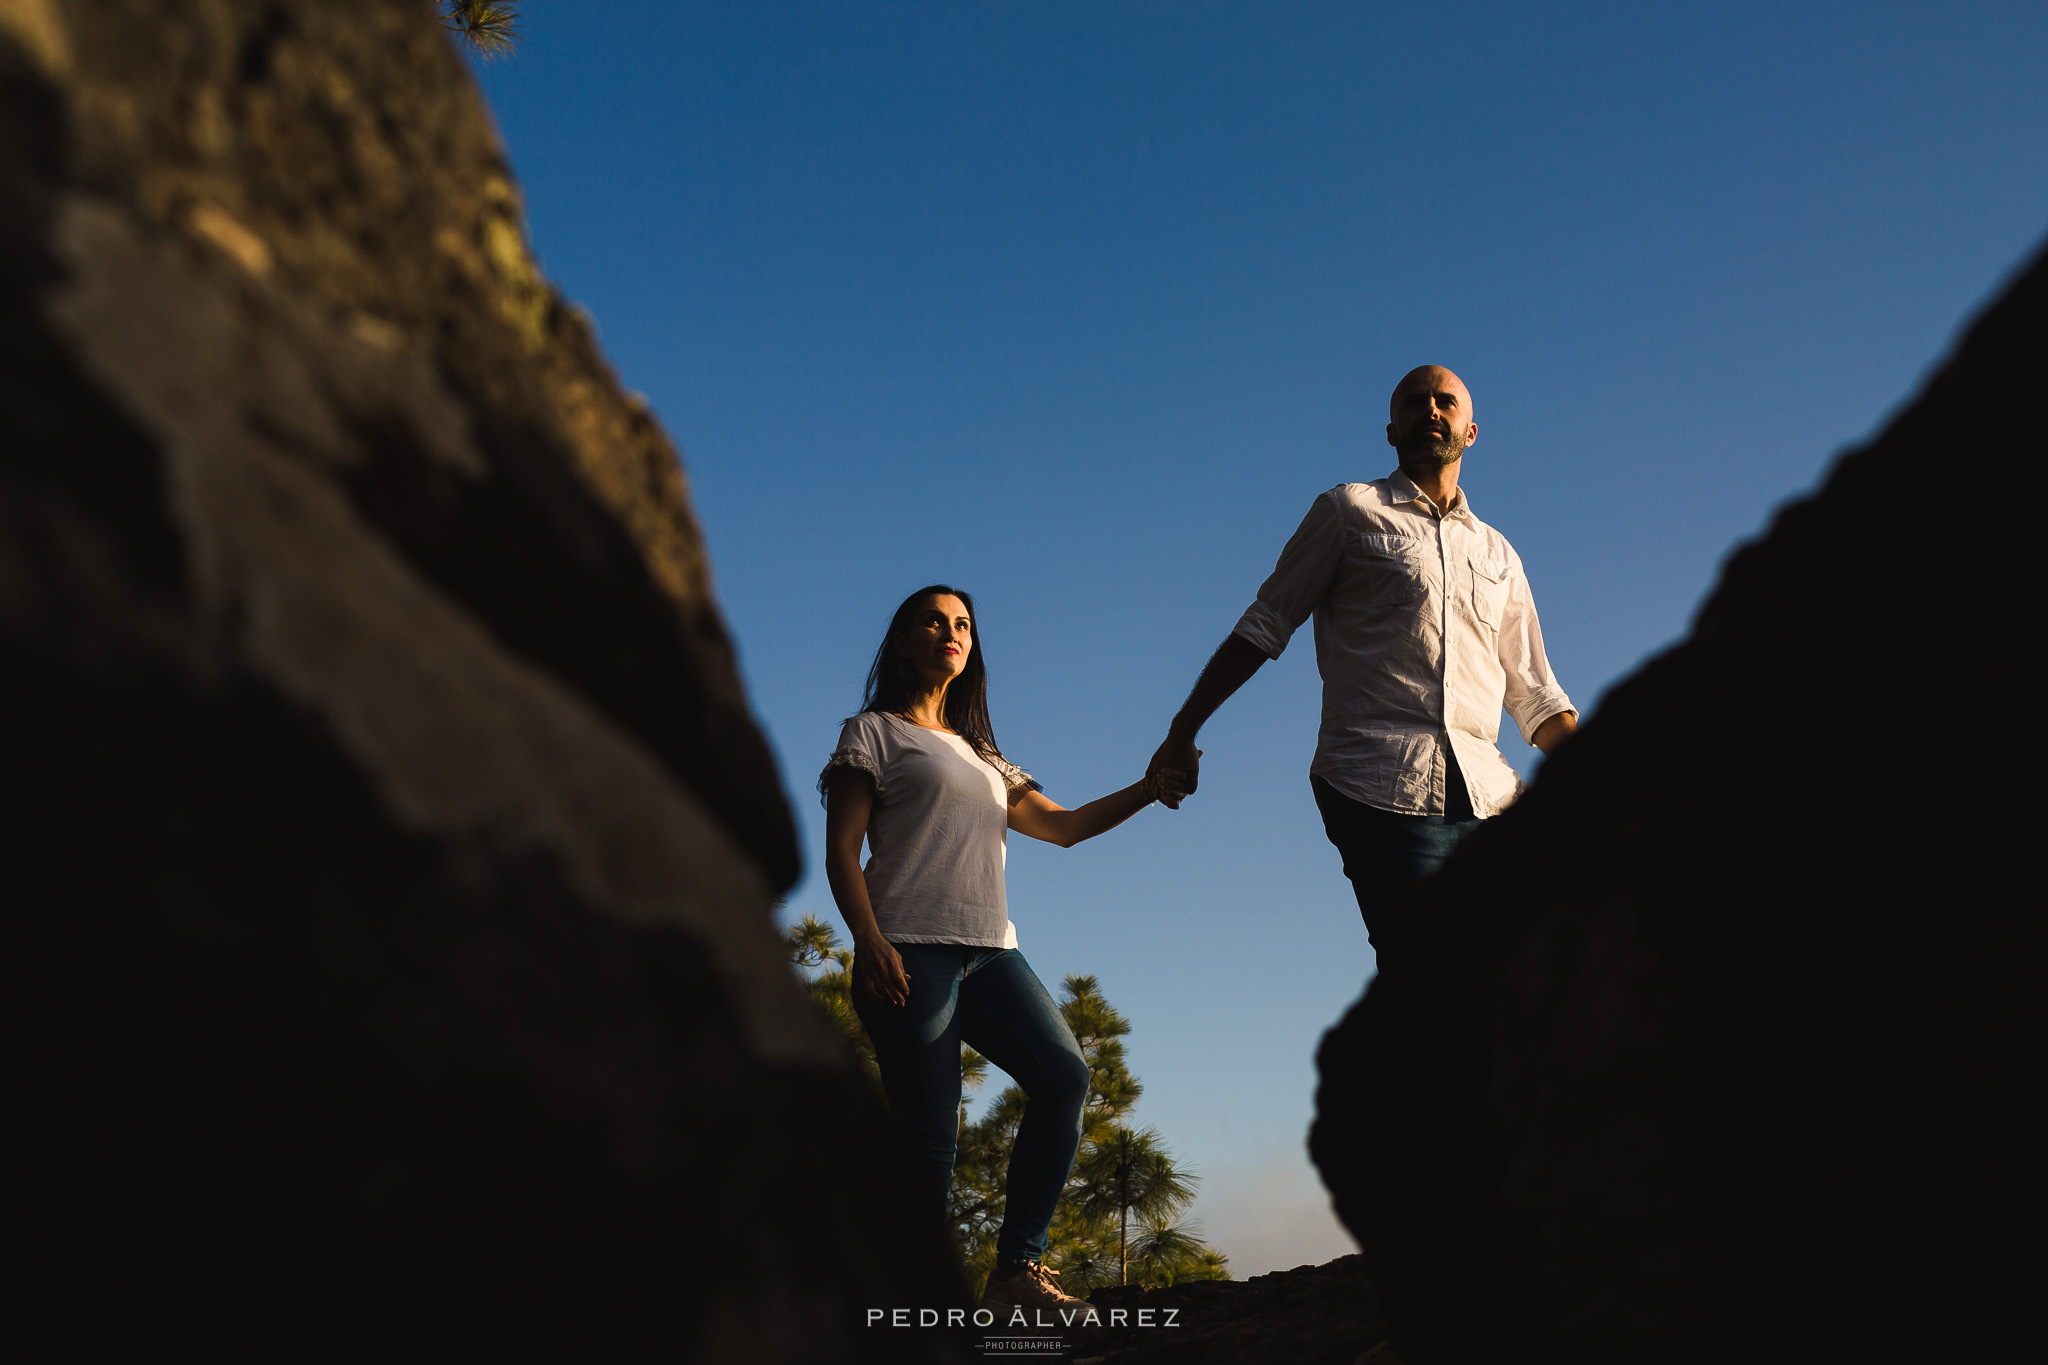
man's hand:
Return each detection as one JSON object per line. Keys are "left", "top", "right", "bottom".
{"left": 1147, "top": 733, "right": 1201, "bottom": 809}
{"left": 1145, "top": 765, "right": 1194, "bottom": 807}
{"left": 1533, "top": 710, "right": 1578, "bottom": 755}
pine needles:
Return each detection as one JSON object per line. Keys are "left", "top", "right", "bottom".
{"left": 442, "top": 1, "right": 521, "bottom": 59}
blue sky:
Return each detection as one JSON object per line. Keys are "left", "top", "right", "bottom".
{"left": 473, "top": 2, "right": 2048, "bottom": 1274}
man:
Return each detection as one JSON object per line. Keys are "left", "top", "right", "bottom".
{"left": 1147, "top": 365, "right": 1576, "bottom": 949}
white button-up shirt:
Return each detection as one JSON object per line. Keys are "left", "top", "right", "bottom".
{"left": 1231, "top": 472, "right": 1574, "bottom": 819}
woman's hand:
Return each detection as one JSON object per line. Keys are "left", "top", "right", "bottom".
{"left": 855, "top": 933, "right": 911, "bottom": 1007}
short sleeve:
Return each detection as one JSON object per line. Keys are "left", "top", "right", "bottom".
{"left": 984, "top": 749, "right": 1041, "bottom": 797}
{"left": 819, "top": 714, "right": 887, "bottom": 808}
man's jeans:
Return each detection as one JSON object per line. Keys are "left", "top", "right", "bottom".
{"left": 1312, "top": 753, "right": 1479, "bottom": 951}
{"left": 853, "top": 945, "right": 1090, "bottom": 1271}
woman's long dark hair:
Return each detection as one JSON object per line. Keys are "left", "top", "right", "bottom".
{"left": 860, "top": 584, "right": 1007, "bottom": 765}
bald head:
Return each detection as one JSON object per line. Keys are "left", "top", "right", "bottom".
{"left": 1386, "top": 364, "right": 1477, "bottom": 469}
{"left": 1389, "top": 365, "right": 1473, "bottom": 422}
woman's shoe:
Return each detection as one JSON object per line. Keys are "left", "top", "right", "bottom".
{"left": 980, "top": 1260, "right": 1089, "bottom": 1316}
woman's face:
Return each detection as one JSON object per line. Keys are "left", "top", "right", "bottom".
{"left": 895, "top": 594, "right": 973, "bottom": 685}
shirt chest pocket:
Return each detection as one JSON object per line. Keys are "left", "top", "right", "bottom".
{"left": 1470, "top": 557, "right": 1510, "bottom": 629}
{"left": 1355, "top": 533, "right": 1430, "bottom": 608}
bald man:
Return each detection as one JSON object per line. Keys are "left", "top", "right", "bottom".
{"left": 1146, "top": 365, "right": 1577, "bottom": 952}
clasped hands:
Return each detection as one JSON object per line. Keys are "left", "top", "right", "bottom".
{"left": 1143, "top": 733, "right": 1202, "bottom": 810}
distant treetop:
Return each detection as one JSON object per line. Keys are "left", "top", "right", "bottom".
{"left": 442, "top": 1, "right": 520, "bottom": 59}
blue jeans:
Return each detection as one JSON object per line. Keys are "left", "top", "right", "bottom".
{"left": 853, "top": 945, "right": 1090, "bottom": 1270}
{"left": 1312, "top": 756, "right": 1479, "bottom": 953}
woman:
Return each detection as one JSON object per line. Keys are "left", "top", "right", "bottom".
{"left": 820, "top": 585, "right": 1183, "bottom": 1314}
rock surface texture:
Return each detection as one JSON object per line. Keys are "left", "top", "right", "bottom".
{"left": 1, "top": 3, "right": 959, "bottom": 1359}
{"left": 1312, "top": 243, "right": 2045, "bottom": 1364}
{"left": 1082, "top": 1256, "right": 1396, "bottom": 1365}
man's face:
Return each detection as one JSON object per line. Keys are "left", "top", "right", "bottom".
{"left": 1385, "top": 366, "right": 1477, "bottom": 469}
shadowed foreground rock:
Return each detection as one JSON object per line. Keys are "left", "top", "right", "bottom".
{"left": 1312, "top": 243, "right": 2045, "bottom": 1363}
{"left": 900, "top": 1256, "right": 1402, "bottom": 1364}
{"left": 1081, "top": 1256, "right": 1395, "bottom": 1364}
{"left": 1, "top": 3, "right": 959, "bottom": 1359}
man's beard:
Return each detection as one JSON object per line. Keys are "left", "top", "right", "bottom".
{"left": 1396, "top": 429, "right": 1467, "bottom": 469}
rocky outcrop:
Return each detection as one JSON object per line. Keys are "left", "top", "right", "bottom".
{"left": 1311, "top": 242, "right": 2045, "bottom": 1363}
{"left": 1, "top": 3, "right": 959, "bottom": 1359}
{"left": 1083, "top": 1256, "right": 1395, "bottom": 1364}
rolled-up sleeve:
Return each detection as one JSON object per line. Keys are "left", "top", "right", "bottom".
{"left": 1232, "top": 494, "right": 1344, "bottom": 659}
{"left": 1497, "top": 547, "right": 1575, "bottom": 745}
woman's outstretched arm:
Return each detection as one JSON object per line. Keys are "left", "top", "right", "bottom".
{"left": 824, "top": 767, "right": 910, "bottom": 1006}
{"left": 1007, "top": 769, "right": 1188, "bottom": 849}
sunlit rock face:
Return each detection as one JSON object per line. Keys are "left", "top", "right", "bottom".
{"left": 1311, "top": 245, "right": 2044, "bottom": 1364}
{"left": 0, "top": 4, "right": 958, "bottom": 1359}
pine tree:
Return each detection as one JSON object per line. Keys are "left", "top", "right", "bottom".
{"left": 441, "top": 1, "right": 520, "bottom": 59}
{"left": 1061, "top": 975, "right": 1143, "bottom": 1135}
{"left": 1070, "top": 1126, "right": 1196, "bottom": 1285}
{"left": 782, "top": 913, "right": 878, "bottom": 1085}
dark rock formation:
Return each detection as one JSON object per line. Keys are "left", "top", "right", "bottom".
{"left": 903, "top": 1256, "right": 1398, "bottom": 1364}
{"left": 1082, "top": 1256, "right": 1396, "bottom": 1364}
{"left": 1312, "top": 242, "right": 2046, "bottom": 1363}
{"left": 1, "top": 3, "right": 959, "bottom": 1359}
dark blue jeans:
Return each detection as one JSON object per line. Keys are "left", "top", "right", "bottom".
{"left": 853, "top": 945, "right": 1090, "bottom": 1271}
{"left": 1312, "top": 755, "right": 1479, "bottom": 952}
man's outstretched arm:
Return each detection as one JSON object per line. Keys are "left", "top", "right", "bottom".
{"left": 1146, "top": 633, "right": 1269, "bottom": 807}
{"left": 1154, "top": 491, "right": 1340, "bottom": 806}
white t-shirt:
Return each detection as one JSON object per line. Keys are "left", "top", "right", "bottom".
{"left": 819, "top": 712, "right": 1038, "bottom": 948}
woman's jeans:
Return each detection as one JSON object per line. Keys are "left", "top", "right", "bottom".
{"left": 853, "top": 945, "right": 1090, "bottom": 1271}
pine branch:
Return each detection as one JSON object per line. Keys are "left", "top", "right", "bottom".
{"left": 442, "top": 0, "right": 521, "bottom": 59}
